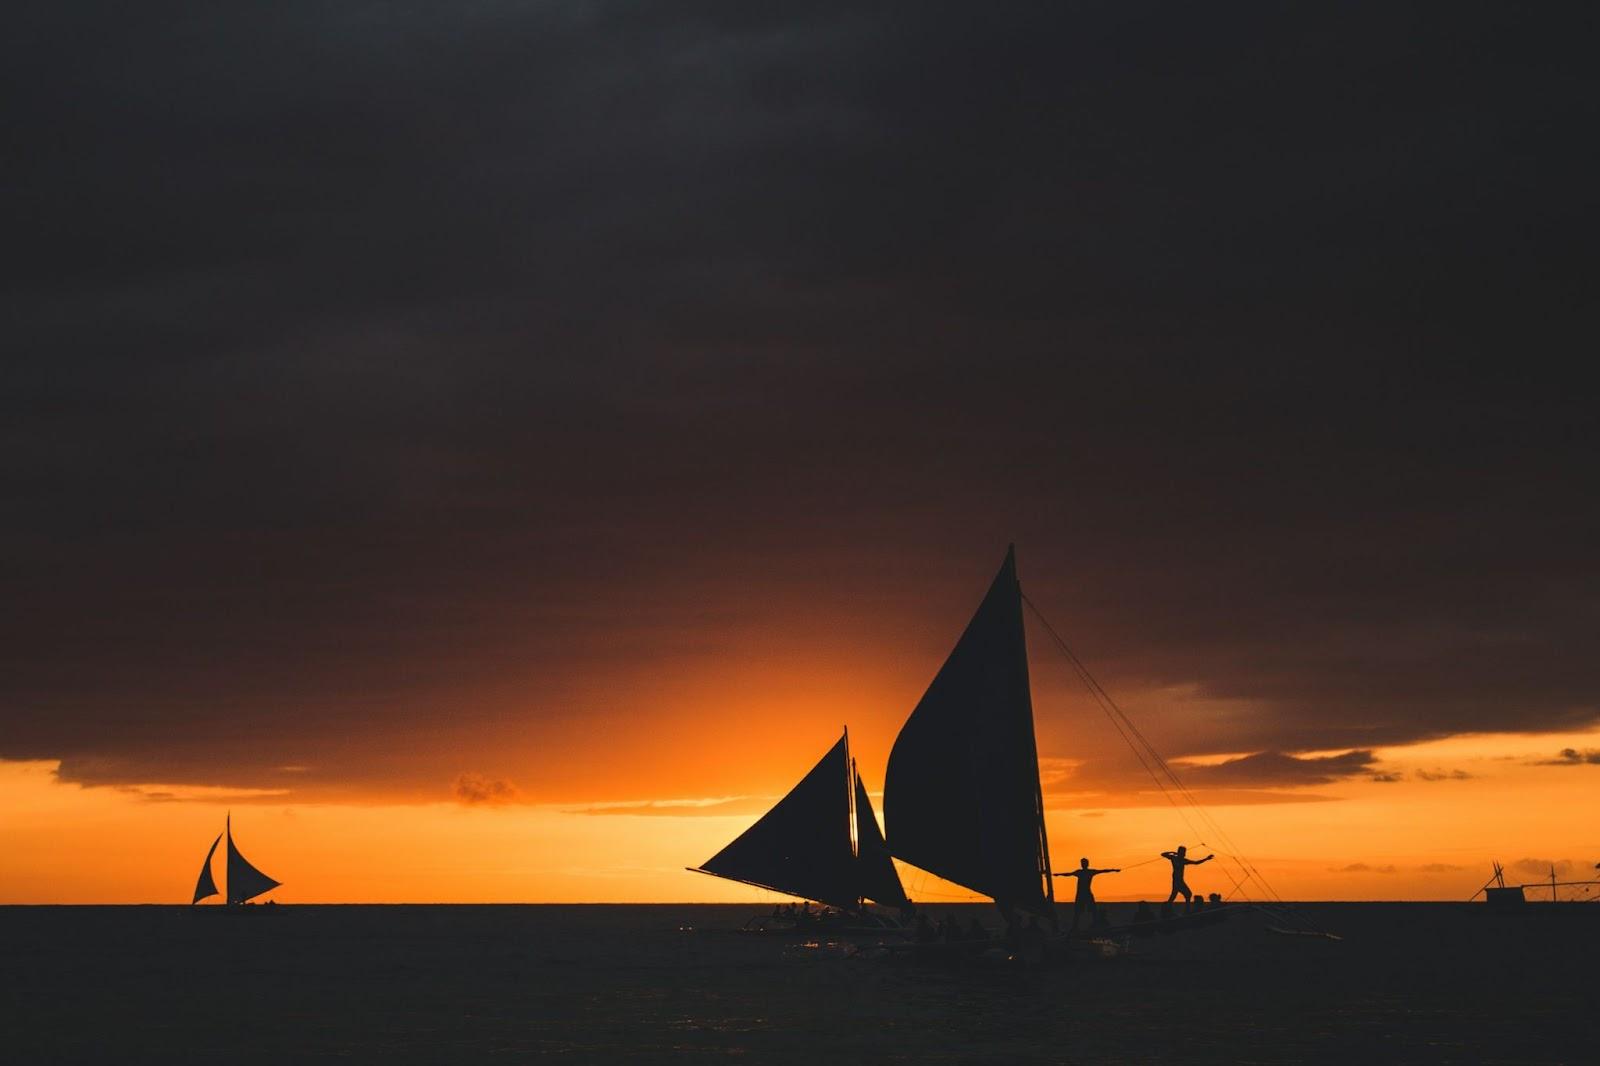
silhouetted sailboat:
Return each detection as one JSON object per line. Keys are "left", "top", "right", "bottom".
{"left": 689, "top": 730, "right": 910, "bottom": 930}
{"left": 885, "top": 546, "right": 1055, "bottom": 925}
{"left": 191, "top": 813, "right": 281, "bottom": 905}
{"left": 879, "top": 547, "right": 1247, "bottom": 962}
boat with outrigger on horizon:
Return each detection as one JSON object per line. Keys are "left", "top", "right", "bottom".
{"left": 1474, "top": 861, "right": 1600, "bottom": 912}
{"left": 687, "top": 729, "right": 915, "bottom": 936}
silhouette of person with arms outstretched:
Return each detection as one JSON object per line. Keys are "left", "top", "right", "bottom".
{"left": 1161, "top": 845, "right": 1213, "bottom": 905}
{"left": 1054, "top": 857, "right": 1120, "bottom": 931}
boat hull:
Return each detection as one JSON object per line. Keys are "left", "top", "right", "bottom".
{"left": 880, "top": 934, "right": 1121, "bottom": 966}
{"left": 737, "top": 912, "right": 908, "bottom": 938}
{"left": 1116, "top": 904, "right": 1234, "bottom": 938}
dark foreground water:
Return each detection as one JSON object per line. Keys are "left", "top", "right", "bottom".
{"left": 1, "top": 903, "right": 1591, "bottom": 1063}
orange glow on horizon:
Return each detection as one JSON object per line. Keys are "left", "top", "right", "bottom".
{"left": 5, "top": 726, "right": 1597, "bottom": 905}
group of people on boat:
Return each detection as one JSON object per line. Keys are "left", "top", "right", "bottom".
{"left": 886, "top": 844, "right": 1221, "bottom": 943}
{"left": 770, "top": 902, "right": 825, "bottom": 925}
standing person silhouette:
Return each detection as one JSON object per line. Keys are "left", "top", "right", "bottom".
{"left": 1054, "top": 858, "right": 1120, "bottom": 931}
{"left": 1161, "top": 845, "right": 1213, "bottom": 904}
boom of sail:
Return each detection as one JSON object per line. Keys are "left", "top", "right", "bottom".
{"left": 884, "top": 546, "right": 1055, "bottom": 916}
{"left": 690, "top": 731, "right": 909, "bottom": 911}
{"left": 191, "top": 813, "right": 282, "bottom": 904}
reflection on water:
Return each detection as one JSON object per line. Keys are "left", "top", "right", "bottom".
{"left": 2, "top": 903, "right": 1594, "bottom": 1063}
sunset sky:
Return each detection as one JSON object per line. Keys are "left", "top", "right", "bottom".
{"left": 4, "top": 4, "right": 1596, "bottom": 904}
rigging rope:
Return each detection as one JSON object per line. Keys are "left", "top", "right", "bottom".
{"left": 1022, "top": 593, "right": 1325, "bottom": 934}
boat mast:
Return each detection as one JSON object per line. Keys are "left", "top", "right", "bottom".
{"left": 845, "top": 725, "right": 861, "bottom": 911}
{"left": 1012, "top": 552, "right": 1055, "bottom": 907}
{"left": 844, "top": 726, "right": 858, "bottom": 857}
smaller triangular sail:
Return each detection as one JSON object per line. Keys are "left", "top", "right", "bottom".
{"left": 225, "top": 814, "right": 281, "bottom": 904}
{"left": 691, "top": 734, "right": 857, "bottom": 910}
{"left": 191, "top": 833, "right": 221, "bottom": 904}
{"left": 853, "top": 768, "right": 909, "bottom": 910}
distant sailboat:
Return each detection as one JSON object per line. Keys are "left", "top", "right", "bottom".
{"left": 191, "top": 813, "right": 281, "bottom": 905}
{"left": 884, "top": 546, "right": 1056, "bottom": 923}
{"left": 689, "top": 730, "right": 910, "bottom": 925}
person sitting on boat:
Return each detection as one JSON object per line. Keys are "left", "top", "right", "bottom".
{"left": 1055, "top": 857, "right": 1120, "bottom": 931}
{"left": 1161, "top": 845, "right": 1213, "bottom": 904}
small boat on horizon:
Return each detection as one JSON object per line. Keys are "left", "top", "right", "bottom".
{"left": 1477, "top": 861, "right": 1600, "bottom": 912}
{"left": 191, "top": 813, "right": 282, "bottom": 907}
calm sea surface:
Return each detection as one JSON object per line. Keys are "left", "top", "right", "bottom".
{"left": 1, "top": 903, "right": 1591, "bottom": 1063}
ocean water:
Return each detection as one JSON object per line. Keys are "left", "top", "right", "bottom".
{"left": 2, "top": 903, "right": 1591, "bottom": 1063}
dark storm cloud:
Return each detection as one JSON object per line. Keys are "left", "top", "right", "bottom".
{"left": 1171, "top": 750, "right": 1378, "bottom": 787}
{"left": 1413, "top": 768, "right": 1472, "bottom": 781}
{"left": 452, "top": 773, "right": 520, "bottom": 806}
{"left": 1051, "top": 748, "right": 1377, "bottom": 793}
{"left": 1533, "top": 748, "right": 1600, "bottom": 766}
{"left": 3, "top": 3, "right": 1598, "bottom": 792}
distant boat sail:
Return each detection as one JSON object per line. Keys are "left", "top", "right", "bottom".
{"left": 689, "top": 730, "right": 909, "bottom": 912}
{"left": 191, "top": 813, "right": 281, "bottom": 905}
{"left": 885, "top": 546, "right": 1055, "bottom": 919}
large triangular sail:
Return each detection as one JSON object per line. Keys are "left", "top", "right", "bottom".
{"left": 224, "top": 814, "right": 282, "bottom": 904}
{"left": 191, "top": 833, "right": 221, "bottom": 904}
{"left": 884, "top": 546, "right": 1054, "bottom": 915}
{"left": 690, "top": 734, "right": 860, "bottom": 910}
{"left": 853, "top": 768, "right": 909, "bottom": 910}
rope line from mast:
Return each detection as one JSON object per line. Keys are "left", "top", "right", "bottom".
{"left": 1022, "top": 593, "right": 1324, "bottom": 933}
